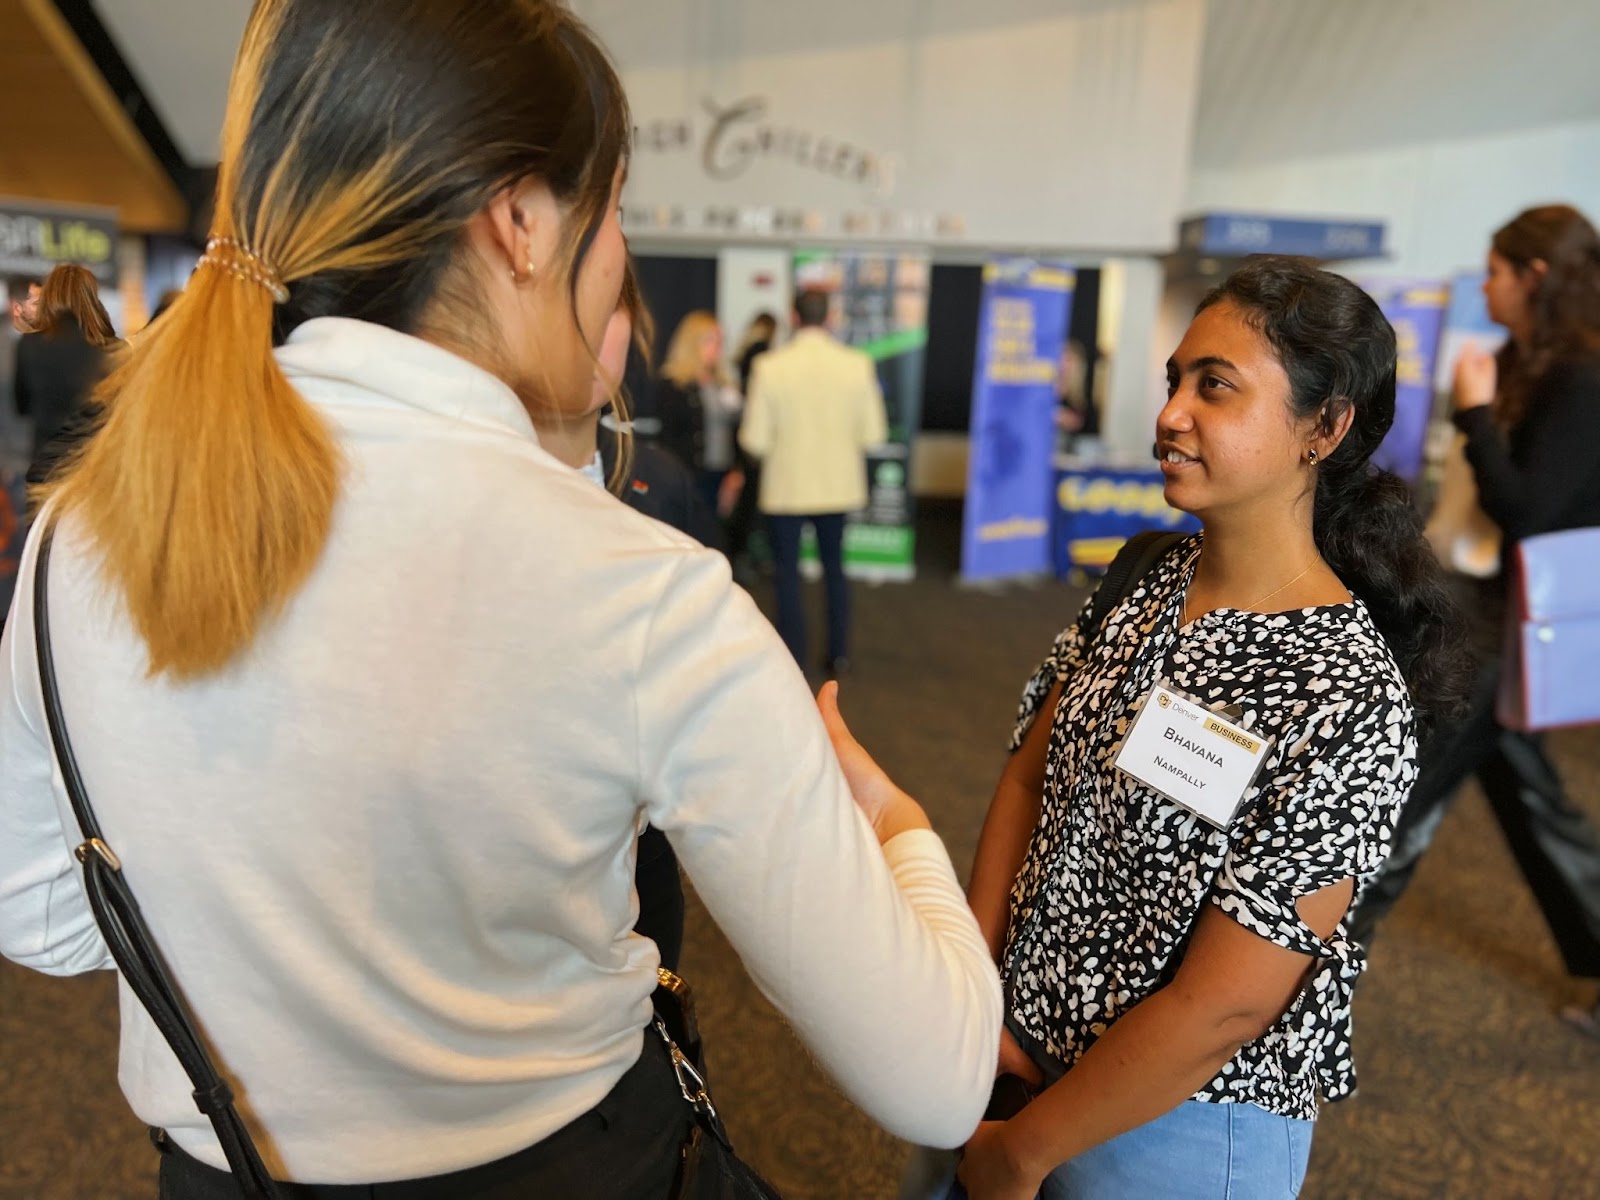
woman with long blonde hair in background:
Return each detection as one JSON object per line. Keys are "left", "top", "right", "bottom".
{"left": 0, "top": 1, "right": 1001, "bottom": 1195}
{"left": 14, "top": 262, "right": 121, "bottom": 484}
{"left": 655, "top": 309, "right": 743, "bottom": 519}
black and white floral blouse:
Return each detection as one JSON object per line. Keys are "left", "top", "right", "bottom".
{"left": 1003, "top": 536, "right": 1416, "bottom": 1122}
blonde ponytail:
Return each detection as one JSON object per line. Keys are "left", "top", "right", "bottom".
{"left": 40, "top": 0, "right": 632, "bottom": 679}
{"left": 45, "top": 245, "right": 341, "bottom": 679}
{"left": 43, "top": 0, "right": 339, "bottom": 679}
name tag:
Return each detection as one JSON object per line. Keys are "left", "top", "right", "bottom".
{"left": 1114, "top": 682, "right": 1273, "bottom": 829}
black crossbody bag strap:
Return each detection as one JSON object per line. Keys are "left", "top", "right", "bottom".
{"left": 1084, "top": 530, "right": 1188, "bottom": 644}
{"left": 32, "top": 522, "right": 281, "bottom": 1199}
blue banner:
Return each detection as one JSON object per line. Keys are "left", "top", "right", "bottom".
{"left": 1180, "top": 213, "right": 1385, "bottom": 261}
{"left": 1052, "top": 465, "right": 1200, "bottom": 578}
{"left": 1363, "top": 279, "right": 1449, "bottom": 482}
{"left": 960, "top": 261, "right": 1075, "bottom": 582}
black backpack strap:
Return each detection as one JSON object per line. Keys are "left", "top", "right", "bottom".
{"left": 1083, "top": 530, "right": 1187, "bottom": 645}
{"left": 32, "top": 521, "right": 281, "bottom": 1198}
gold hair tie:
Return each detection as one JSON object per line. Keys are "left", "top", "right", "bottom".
{"left": 198, "top": 236, "right": 290, "bottom": 305}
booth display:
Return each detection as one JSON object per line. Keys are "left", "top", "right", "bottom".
{"left": 960, "top": 260, "right": 1075, "bottom": 583}
{"left": 1052, "top": 458, "right": 1200, "bottom": 579}
{"left": 793, "top": 249, "right": 929, "bottom": 581}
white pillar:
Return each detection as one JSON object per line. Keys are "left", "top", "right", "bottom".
{"left": 1099, "top": 256, "right": 1166, "bottom": 461}
{"left": 716, "top": 247, "right": 793, "bottom": 376}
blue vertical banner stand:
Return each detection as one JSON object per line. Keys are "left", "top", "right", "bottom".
{"left": 960, "top": 260, "right": 1075, "bottom": 582}
{"left": 1361, "top": 279, "right": 1449, "bottom": 482}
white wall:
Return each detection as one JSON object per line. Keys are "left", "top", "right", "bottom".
{"left": 1185, "top": 118, "right": 1600, "bottom": 281}
{"left": 716, "top": 247, "right": 791, "bottom": 375}
{"left": 617, "top": 0, "right": 1205, "bottom": 254}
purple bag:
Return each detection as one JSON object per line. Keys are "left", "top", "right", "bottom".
{"left": 1497, "top": 527, "right": 1600, "bottom": 732}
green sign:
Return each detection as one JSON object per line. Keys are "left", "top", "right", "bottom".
{"left": 0, "top": 199, "right": 120, "bottom": 286}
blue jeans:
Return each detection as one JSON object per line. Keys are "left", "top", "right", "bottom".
{"left": 909, "top": 1100, "right": 1312, "bottom": 1200}
{"left": 766, "top": 512, "right": 849, "bottom": 666}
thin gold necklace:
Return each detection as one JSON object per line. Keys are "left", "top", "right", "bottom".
{"left": 1184, "top": 561, "right": 1319, "bottom": 625}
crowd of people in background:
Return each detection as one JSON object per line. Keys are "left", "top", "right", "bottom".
{"left": 644, "top": 294, "right": 887, "bottom": 678}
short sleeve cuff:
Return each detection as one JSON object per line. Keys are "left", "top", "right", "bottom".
{"left": 1211, "top": 859, "right": 1335, "bottom": 961}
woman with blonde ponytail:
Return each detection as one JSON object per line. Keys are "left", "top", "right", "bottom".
{"left": 0, "top": 1, "right": 1000, "bottom": 1195}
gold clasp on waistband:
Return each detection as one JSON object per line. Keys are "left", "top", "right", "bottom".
{"left": 74, "top": 838, "right": 122, "bottom": 871}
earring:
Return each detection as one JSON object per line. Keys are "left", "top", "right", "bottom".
{"left": 1307, "top": 449, "right": 1320, "bottom": 465}
{"left": 510, "top": 261, "right": 537, "bottom": 284}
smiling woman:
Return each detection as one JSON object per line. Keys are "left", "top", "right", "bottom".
{"left": 868, "top": 257, "right": 1475, "bottom": 1200}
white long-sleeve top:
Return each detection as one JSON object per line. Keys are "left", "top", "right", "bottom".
{"left": 0, "top": 318, "right": 1000, "bottom": 1183}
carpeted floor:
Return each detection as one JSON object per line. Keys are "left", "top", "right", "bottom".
{"left": 3, "top": 508, "right": 1598, "bottom": 1198}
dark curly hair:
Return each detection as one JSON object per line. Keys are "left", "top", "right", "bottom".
{"left": 1199, "top": 257, "right": 1473, "bottom": 731}
{"left": 1490, "top": 205, "right": 1600, "bottom": 429}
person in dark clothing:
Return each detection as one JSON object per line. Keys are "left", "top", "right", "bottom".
{"left": 653, "top": 310, "right": 739, "bottom": 523}
{"left": 3, "top": 274, "right": 41, "bottom": 453}
{"left": 1351, "top": 206, "right": 1600, "bottom": 1036}
{"left": 14, "top": 264, "right": 122, "bottom": 485}
{"left": 600, "top": 426, "right": 724, "bottom": 554}
{"left": 726, "top": 312, "right": 777, "bottom": 574}
{"left": 1054, "top": 339, "right": 1102, "bottom": 449}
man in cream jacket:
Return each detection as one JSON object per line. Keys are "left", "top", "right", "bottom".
{"left": 739, "top": 289, "right": 888, "bottom": 675}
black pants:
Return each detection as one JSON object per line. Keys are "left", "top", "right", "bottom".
{"left": 726, "top": 459, "right": 763, "bottom": 563}
{"left": 156, "top": 1033, "right": 690, "bottom": 1199}
{"left": 1351, "top": 660, "right": 1600, "bottom": 977}
{"left": 767, "top": 512, "right": 849, "bottom": 667}
{"left": 635, "top": 826, "right": 685, "bottom": 973}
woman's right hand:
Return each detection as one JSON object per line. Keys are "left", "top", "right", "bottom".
{"left": 1452, "top": 344, "right": 1497, "bottom": 413}
{"left": 997, "top": 1028, "right": 1044, "bottom": 1085}
{"left": 817, "top": 682, "right": 931, "bottom": 845}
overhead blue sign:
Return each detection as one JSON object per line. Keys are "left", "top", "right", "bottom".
{"left": 1180, "top": 213, "right": 1386, "bottom": 261}
{"left": 961, "top": 260, "right": 1075, "bottom": 582}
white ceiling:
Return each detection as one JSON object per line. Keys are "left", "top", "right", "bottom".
{"left": 88, "top": 0, "right": 1600, "bottom": 172}
{"left": 90, "top": 0, "right": 249, "bottom": 164}
{"left": 563, "top": 0, "right": 1150, "bottom": 69}
{"left": 1194, "top": 0, "right": 1600, "bottom": 169}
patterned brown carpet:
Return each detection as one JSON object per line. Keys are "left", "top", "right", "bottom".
{"left": 3, "top": 509, "right": 1598, "bottom": 1198}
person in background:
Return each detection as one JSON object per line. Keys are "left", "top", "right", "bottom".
{"left": 0, "top": 2, "right": 1001, "bottom": 1193}
{"left": 740, "top": 288, "right": 887, "bottom": 677}
{"left": 6, "top": 274, "right": 41, "bottom": 335}
{"left": 2, "top": 274, "right": 42, "bottom": 455}
{"left": 654, "top": 309, "right": 741, "bottom": 521}
{"left": 14, "top": 263, "right": 122, "bottom": 485}
{"left": 1351, "top": 205, "right": 1600, "bottom": 1038}
{"left": 1053, "top": 340, "right": 1101, "bottom": 452}
{"left": 726, "top": 310, "right": 779, "bottom": 576}
{"left": 868, "top": 258, "right": 1469, "bottom": 1199}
